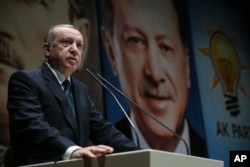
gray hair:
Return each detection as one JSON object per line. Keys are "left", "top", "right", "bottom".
{"left": 43, "top": 24, "right": 77, "bottom": 46}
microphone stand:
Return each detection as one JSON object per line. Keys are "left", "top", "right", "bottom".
{"left": 86, "top": 69, "right": 141, "bottom": 148}
{"left": 96, "top": 73, "right": 190, "bottom": 155}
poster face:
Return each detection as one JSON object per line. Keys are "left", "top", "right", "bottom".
{"left": 188, "top": 0, "right": 250, "bottom": 166}
{"left": 98, "top": 0, "right": 207, "bottom": 157}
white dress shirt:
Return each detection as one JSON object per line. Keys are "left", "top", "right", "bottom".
{"left": 130, "top": 111, "right": 190, "bottom": 154}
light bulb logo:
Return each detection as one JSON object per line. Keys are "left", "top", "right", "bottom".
{"left": 198, "top": 15, "right": 250, "bottom": 117}
{"left": 210, "top": 31, "right": 240, "bottom": 116}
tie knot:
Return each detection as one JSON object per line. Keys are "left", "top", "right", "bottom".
{"left": 63, "top": 80, "right": 71, "bottom": 93}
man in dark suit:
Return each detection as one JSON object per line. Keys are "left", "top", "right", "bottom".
{"left": 5, "top": 24, "right": 139, "bottom": 166}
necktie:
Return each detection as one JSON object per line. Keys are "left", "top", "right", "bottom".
{"left": 62, "top": 80, "right": 76, "bottom": 118}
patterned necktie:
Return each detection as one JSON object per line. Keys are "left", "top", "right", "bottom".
{"left": 62, "top": 80, "right": 76, "bottom": 118}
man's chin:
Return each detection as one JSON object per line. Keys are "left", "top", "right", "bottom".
{"left": 65, "top": 65, "right": 79, "bottom": 74}
{"left": 143, "top": 98, "right": 174, "bottom": 114}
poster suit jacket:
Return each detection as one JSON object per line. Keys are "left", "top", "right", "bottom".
{"left": 115, "top": 115, "right": 208, "bottom": 158}
{"left": 6, "top": 63, "right": 138, "bottom": 166}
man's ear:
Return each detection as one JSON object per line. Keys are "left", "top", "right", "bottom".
{"left": 101, "top": 27, "right": 118, "bottom": 76}
{"left": 74, "top": 18, "right": 91, "bottom": 62}
{"left": 43, "top": 43, "right": 50, "bottom": 59}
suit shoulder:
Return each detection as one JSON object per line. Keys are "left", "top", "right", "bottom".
{"left": 11, "top": 67, "right": 41, "bottom": 77}
{"left": 9, "top": 68, "right": 43, "bottom": 89}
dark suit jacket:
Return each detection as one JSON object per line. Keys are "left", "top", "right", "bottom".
{"left": 6, "top": 63, "right": 138, "bottom": 166}
{"left": 115, "top": 115, "right": 208, "bottom": 157}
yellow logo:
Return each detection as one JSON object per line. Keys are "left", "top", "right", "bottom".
{"left": 198, "top": 15, "right": 250, "bottom": 116}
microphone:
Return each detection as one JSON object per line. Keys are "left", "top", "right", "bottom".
{"left": 96, "top": 73, "right": 190, "bottom": 155}
{"left": 85, "top": 68, "right": 141, "bottom": 148}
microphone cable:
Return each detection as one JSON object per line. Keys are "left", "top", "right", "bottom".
{"left": 86, "top": 69, "right": 141, "bottom": 148}
{"left": 96, "top": 73, "right": 190, "bottom": 155}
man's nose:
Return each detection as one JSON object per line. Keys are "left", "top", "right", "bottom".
{"left": 145, "top": 46, "right": 165, "bottom": 82}
{"left": 70, "top": 43, "right": 78, "bottom": 53}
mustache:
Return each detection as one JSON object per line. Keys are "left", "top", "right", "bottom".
{"left": 67, "top": 53, "right": 77, "bottom": 60}
{"left": 0, "top": 39, "right": 24, "bottom": 70}
{"left": 141, "top": 80, "right": 175, "bottom": 100}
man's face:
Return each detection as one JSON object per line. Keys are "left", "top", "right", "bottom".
{"left": 105, "top": 0, "right": 190, "bottom": 137}
{"left": 46, "top": 27, "right": 84, "bottom": 77}
{"left": 0, "top": 0, "right": 72, "bottom": 145}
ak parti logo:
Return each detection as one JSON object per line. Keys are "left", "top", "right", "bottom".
{"left": 198, "top": 14, "right": 250, "bottom": 117}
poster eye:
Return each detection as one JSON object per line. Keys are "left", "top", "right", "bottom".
{"left": 31, "top": 0, "right": 48, "bottom": 7}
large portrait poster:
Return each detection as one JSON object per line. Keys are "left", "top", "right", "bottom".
{"left": 188, "top": 0, "right": 250, "bottom": 166}
{"left": 98, "top": 0, "right": 207, "bottom": 158}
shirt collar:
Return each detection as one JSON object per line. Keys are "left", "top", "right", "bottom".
{"left": 130, "top": 111, "right": 190, "bottom": 154}
{"left": 45, "top": 62, "right": 71, "bottom": 84}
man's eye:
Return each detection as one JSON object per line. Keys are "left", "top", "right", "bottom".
{"left": 77, "top": 44, "right": 83, "bottom": 49}
{"left": 160, "top": 44, "right": 172, "bottom": 52}
{"left": 127, "top": 37, "right": 144, "bottom": 44}
{"left": 124, "top": 35, "right": 146, "bottom": 52}
{"left": 31, "top": 0, "right": 48, "bottom": 7}
{"left": 62, "top": 41, "right": 70, "bottom": 46}
{"left": 21, "top": 0, "right": 48, "bottom": 8}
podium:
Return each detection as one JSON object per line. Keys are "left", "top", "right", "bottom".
{"left": 23, "top": 149, "right": 224, "bottom": 167}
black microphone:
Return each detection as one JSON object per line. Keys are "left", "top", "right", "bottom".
{"left": 96, "top": 73, "right": 190, "bottom": 155}
{"left": 85, "top": 68, "right": 141, "bottom": 148}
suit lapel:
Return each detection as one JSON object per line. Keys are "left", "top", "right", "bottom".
{"left": 71, "top": 78, "right": 89, "bottom": 145}
{"left": 41, "top": 63, "right": 79, "bottom": 136}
